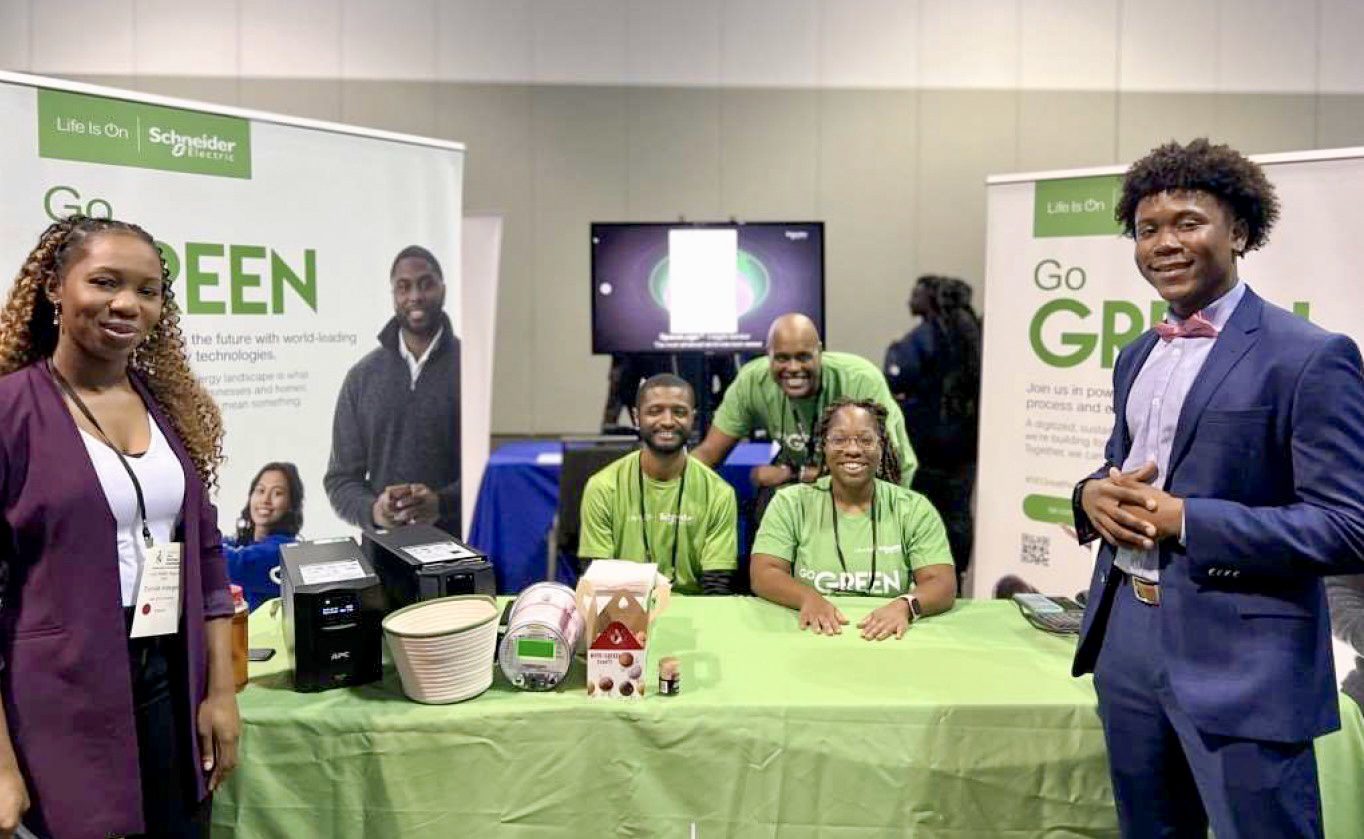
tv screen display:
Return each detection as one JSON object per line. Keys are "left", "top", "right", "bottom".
{"left": 591, "top": 222, "right": 824, "bottom": 353}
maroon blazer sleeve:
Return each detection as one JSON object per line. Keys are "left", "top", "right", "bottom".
{"left": 0, "top": 427, "right": 9, "bottom": 670}
{"left": 199, "top": 491, "right": 233, "bottom": 619}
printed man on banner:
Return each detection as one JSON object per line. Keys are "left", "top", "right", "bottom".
{"left": 325, "top": 245, "right": 463, "bottom": 535}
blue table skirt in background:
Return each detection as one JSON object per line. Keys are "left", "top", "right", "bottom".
{"left": 468, "top": 440, "right": 772, "bottom": 593}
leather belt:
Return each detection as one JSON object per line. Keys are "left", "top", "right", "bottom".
{"left": 1130, "top": 575, "right": 1160, "bottom": 606}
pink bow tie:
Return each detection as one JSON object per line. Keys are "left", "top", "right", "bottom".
{"left": 1154, "top": 311, "right": 1219, "bottom": 342}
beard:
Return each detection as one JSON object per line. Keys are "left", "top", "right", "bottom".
{"left": 642, "top": 427, "right": 687, "bottom": 455}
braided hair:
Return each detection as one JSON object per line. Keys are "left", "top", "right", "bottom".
{"left": 914, "top": 274, "right": 981, "bottom": 423}
{"left": 0, "top": 215, "right": 225, "bottom": 489}
{"left": 812, "top": 397, "right": 902, "bottom": 487}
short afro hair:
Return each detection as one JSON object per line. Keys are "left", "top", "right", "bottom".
{"left": 1115, "top": 138, "right": 1280, "bottom": 253}
{"left": 636, "top": 372, "right": 694, "bottom": 408}
{"left": 390, "top": 244, "right": 443, "bottom": 280}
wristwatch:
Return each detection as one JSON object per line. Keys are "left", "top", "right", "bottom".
{"left": 897, "top": 593, "right": 923, "bottom": 623}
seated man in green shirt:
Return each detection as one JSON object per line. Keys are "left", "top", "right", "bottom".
{"left": 750, "top": 398, "right": 956, "bottom": 639}
{"left": 692, "top": 313, "right": 918, "bottom": 491}
{"left": 578, "top": 373, "right": 740, "bottom": 595}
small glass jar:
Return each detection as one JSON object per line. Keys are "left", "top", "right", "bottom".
{"left": 658, "top": 656, "right": 680, "bottom": 696}
{"left": 230, "top": 584, "right": 249, "bottom": 692}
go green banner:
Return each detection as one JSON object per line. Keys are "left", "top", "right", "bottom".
{"left": 37, "top": 89, "right": 251, "bottom": 179}
{"left": 1033, "top": 175, "right": 1121, "bottom": 238}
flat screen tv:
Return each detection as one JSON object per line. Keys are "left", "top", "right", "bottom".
{"left": 590, "top": 221, "right": 824, "bottom": 354}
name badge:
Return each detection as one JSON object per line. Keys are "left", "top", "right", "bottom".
{"left": 130, "top": 542, "right": 183, "bottom": 639}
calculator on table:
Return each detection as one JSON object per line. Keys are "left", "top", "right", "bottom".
{"left": 1012, "top": 594, "right": 1085, "bottom": 635}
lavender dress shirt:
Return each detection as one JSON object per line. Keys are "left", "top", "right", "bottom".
{"left": 1115, "top": 281, "right": 1247, "bottom": 582}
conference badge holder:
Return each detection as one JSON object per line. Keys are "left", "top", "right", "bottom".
{"left": 130, "top": 542, "right": 184, "bottom": 638}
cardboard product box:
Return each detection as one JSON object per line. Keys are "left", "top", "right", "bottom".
{"left": 576, "top": 561, "right": 671, "bottom": 700}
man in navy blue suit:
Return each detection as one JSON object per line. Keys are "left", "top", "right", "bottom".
{"left": 1072, "top": 139, "right": 1364, "bottom": 837}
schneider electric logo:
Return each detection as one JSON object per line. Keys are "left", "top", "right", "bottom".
{"left": 147, "top": 126, "right": 240, "bottom": 161}
{"left": 39, "top": 89, "right": 252, "bottom": 179}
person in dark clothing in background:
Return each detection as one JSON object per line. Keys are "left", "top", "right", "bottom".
{"left": 602, "top": 354, "right": 675, "bottom": 431}
{"left": 325, "top": 245, "right": 462, "bottom": 535}
{"left": 884, "top": 275, "right": 982, "bottom": 585}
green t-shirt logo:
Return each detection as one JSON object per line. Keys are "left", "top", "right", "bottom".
{"left": 798, "top": 567, "right": 905, "bottom": 595}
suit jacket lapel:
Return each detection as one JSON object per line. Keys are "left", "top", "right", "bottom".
{"left": 1113, "top": 331, "right": 1159, "bottom": 467}
{"left": 1166, "top": 287, "right": 1264, "bottom": 479}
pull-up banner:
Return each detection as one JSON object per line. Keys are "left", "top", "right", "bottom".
{"left": 975, "top": 147, "right": 1364, "bottom": 599}
{"left": 0, "top": 71, "right": 473, "bottom": 542}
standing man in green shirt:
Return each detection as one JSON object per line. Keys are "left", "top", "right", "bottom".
{"left": 578, "top": 373, "right": 740, "bottom": 594}
{"left": 692, "top": 313, "right": 918, "bottom": 492}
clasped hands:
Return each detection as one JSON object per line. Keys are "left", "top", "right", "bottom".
{"left": 1080, "top": 462, "right": 1184, "bottom": 550}
{"left": 372, "top": 483, "right": 441, "bottom": 528}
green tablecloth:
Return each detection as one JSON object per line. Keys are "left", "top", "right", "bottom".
{"left": 212, "top": 598, "right": 1363, "bottom": 838}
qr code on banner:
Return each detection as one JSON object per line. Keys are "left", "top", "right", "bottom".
{"left": 1021, "top": 533, "right": 1050, "bottom": 567}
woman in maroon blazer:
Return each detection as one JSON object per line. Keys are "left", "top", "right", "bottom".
{"left": 0, "top": 216, "right": 239, "bottom": 838}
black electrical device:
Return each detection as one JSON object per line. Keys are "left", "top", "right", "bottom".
{"left": 279, "top": 537, "right": 385, "bottom": 692}
{"left": 362, "top": 524, "right": 497, "bottom": 612}
{"left": 1012, "top": 593, "right": 1086, "bottom": 635}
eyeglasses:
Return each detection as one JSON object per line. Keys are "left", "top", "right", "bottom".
{"left": 825, "top": 434, "right": 879, "bottom": 451}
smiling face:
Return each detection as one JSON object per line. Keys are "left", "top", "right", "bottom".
{"left": 823, "top": 405, "right": 881, "bottom": 492}
{"left": 1133, "top": 189, "right": 1247, "bottom": 318}
{"left": 391, "top": 255, "right": 445, "bottom": 337}
{"left": 249, "top": 468, "right": 292, "bottom": 531}
{"left": 767, "top": 328, "right": 822, "bottom": 400}
{"left": 636, "top": 385, "right": 694, "bottom": 455}
{"left": 51, "top": 231, "right": 164, "bottom": 364}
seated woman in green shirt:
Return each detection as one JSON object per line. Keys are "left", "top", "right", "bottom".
{"left": 750, "top": 398, "right": 957, "bottom": 639}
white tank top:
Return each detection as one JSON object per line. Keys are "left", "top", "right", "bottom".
{"left": 80, "top": 415, "right": 187, "bottom": 607}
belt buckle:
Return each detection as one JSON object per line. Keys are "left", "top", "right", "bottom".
{"left": 1130, "top": 575, "right": 1160, "bottom": 606}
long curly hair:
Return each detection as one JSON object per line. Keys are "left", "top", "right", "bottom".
{"left": 813, "top": 398, "right": 903, "bottom": 487}
{"left": 0, "top": 215, "right": 224, "bottom": 489}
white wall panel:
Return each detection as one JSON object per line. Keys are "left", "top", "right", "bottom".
{"left": 1319, "top": 0, "right": 1364, "bottom": 94}
{"left": 134, "top": 0, "right": 238, "bottom": 77}
{"left": 1020, "top": 0, "right": 1117, "bottom": 91}
{"left": 919, "top": 0, "right": 1019, "bottom": 89}
{"left": 627, "top": 0, "right": 721, "bottom": 86}
{"left": 0, "top": 0, "right": 31, "bottom": 72}
{"left": 721, "top": 0, "right": 819, "bottom": 87}
{"left": 531, "top": 0, "right": 627, "bottom": 84}
{"left": 1217, "top": 0, "right": 1315, "bottom": 94}
{"left": 1118, "top": 0, "right": 1218, "bottom": 92}
{"left": 437, "top": 0, "right": 532, "bottom": 83}
{"left": 240, "top": 0, "right": 341, "bottom": 78}
{"left": 819, "top": 0, "right": 918, "bottom": 89}
{"left": 32, "top": 0, "right": 134, "bottom": 75}
{"left": 342, "top": 0, "right": 436, "bottom": 81}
